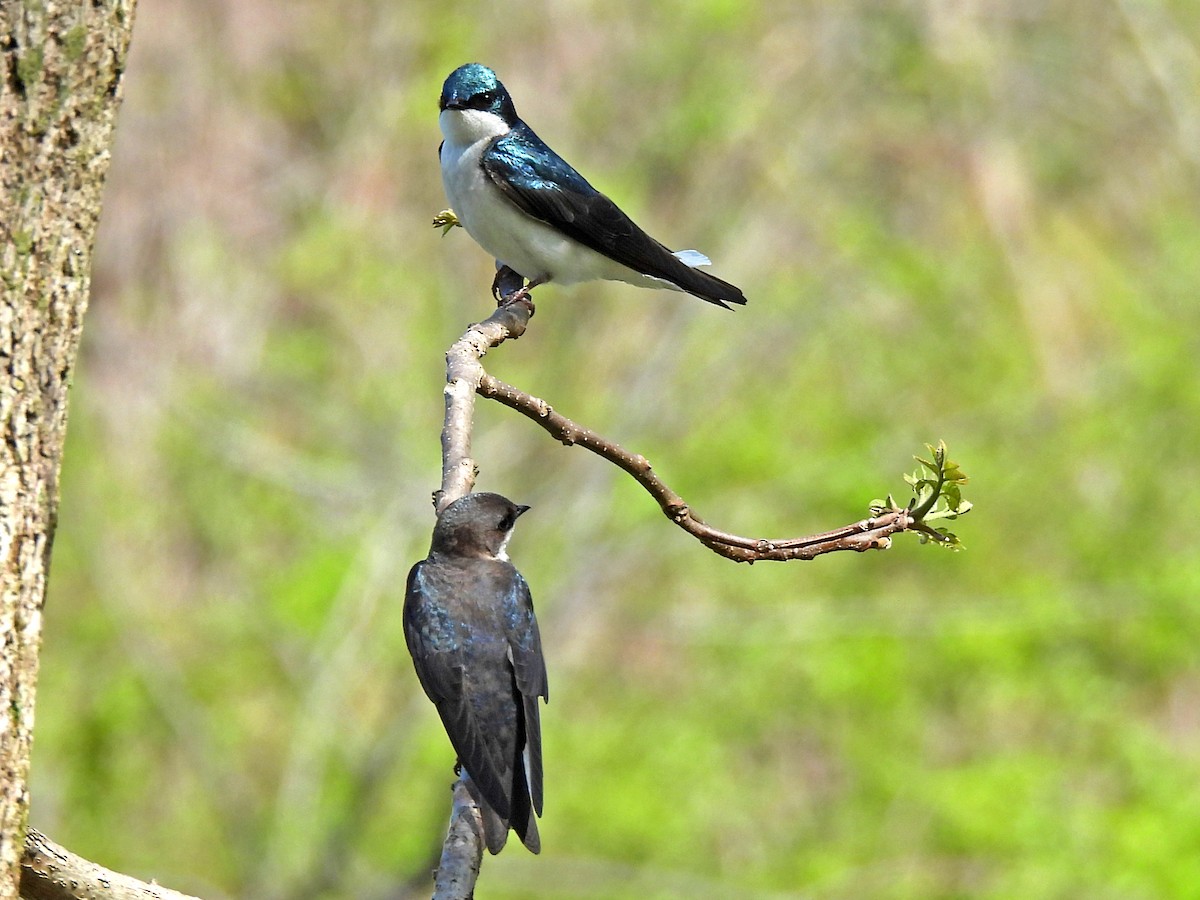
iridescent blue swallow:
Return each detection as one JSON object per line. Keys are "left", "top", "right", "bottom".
{"left": 403, "top": 492, "right": 547, "bottom": 854}
{"left": 438, "top": 63, "right": 747, "bottom": 309}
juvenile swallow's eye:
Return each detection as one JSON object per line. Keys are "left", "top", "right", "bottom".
{"left": 498, "top": 512, "right": 515, "bottom": 532}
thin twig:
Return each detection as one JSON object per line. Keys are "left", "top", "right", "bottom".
{"left": 477, "top": 373, "right": 913, "bottom": 561}
{"left": 436, "top": 300, "right": 534, "bottom": 513}
{"left": 437, "top": 298, "right": 917, "bottom": 563}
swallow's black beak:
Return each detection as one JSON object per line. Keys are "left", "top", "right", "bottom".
{"left": 515, "top": 505, "right": 531, "bottom": 518}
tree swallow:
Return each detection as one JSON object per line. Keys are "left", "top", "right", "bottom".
{"left": 438, "top": 63, "right": 747, "bottom": 309}
{"left": 403, "top": 492, "right": 547, "bottom": 854}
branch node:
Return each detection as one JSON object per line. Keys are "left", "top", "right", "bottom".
{"left": 666, "top": 503, "right": 689, "bottom": 522}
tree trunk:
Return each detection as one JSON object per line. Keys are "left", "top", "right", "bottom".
{"left": 0, "top": 3, "right": 137, "bottom": 897}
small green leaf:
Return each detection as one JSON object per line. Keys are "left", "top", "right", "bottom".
{"left": 943, "top": 482, "right": 961, "bottom": 510}
{"left": 894, "top": 441, "right": 972, "bottom": 548}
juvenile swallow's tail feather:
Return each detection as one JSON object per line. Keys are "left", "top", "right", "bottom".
{"left": 464, "top": 773, "right": 510, "bottom": 854}
{"left": 509, "top": 708, "right": 541, "bottom": 853}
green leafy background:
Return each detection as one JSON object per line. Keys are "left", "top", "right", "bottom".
{"left": 34, "top": 1, "right": 1200, "bottom": 897}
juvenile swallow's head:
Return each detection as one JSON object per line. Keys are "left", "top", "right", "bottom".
{"left": 431, "top": 492, "right": 530, "bottom": 560}
{"left": 440, "top": 63, "right": 519, "bottom": 122}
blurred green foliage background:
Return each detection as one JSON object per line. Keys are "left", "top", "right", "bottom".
{"left": 31, "top": 0, "right": 1200, "bottom": 897}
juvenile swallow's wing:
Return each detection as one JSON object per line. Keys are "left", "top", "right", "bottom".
{"left": 506, "top": 570, "right": 547, "bottom": 817}
{"left": 403, "top": 561, "right": 515, "bottom": 826}
{"left": 403, "top": 559, "right": 543, "bottom": 854}
{"left": 481, "top": 124, "right": 746, "bottom": 309}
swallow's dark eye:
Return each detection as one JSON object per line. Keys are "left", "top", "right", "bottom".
{"left": 498, "top": 513, "right": 515, "bottom": 532}
{"left": 470, "top": 90, "right": 497, "bottom": 109}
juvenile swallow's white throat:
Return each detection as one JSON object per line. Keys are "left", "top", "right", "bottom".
{"left": 496, "top": 527, "right": 514, "bottom": 561}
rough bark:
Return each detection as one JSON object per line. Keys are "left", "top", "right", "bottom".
{"left": 20, "top": 831, "right": 201, "bottom": 900}
{"left": 0, "top": 2, "right": 137, "bottom": 897}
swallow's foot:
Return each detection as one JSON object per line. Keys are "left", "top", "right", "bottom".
{"left": 492, "top": 265, "right": 524, "bottom": 304}
{"left": 502, "top": 290, "right": 536, "bottom": 318}
{"left": 494, "top": 269, "right": 542, "bottom": 316}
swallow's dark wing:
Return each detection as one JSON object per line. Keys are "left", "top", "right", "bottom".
{"left": 403, "top": 561, "right": 461, "bottom": 700}
{"left": 480, "top": 124, "right": 746, "bottom": 309}
{"left": 506, "top": 570, "right": 547, "bottom": 817}
{"left": 403, "top": 561, "right": 515, "bottom": 827}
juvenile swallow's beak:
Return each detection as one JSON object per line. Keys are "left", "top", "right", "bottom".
{"left": 515, "top": 505, "right": 531, "bottom": 518}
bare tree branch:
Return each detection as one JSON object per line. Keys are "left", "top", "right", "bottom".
{"left": 436, "top": 299, "right": 534, "bottom": 513}
{"left": 431, "top": 781, "right": 485, "bottom": 900}
{"left": 437, "top": 296, "right": 919, "bottom": 563}
{"left": 20, "top": 831, "right": 201, "bottom": 900}
{"left": 426, "top": 299, "right": 536, "bottom": 897}
{"left": 426, "top": 288, "right": 969, "bottom": 895}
